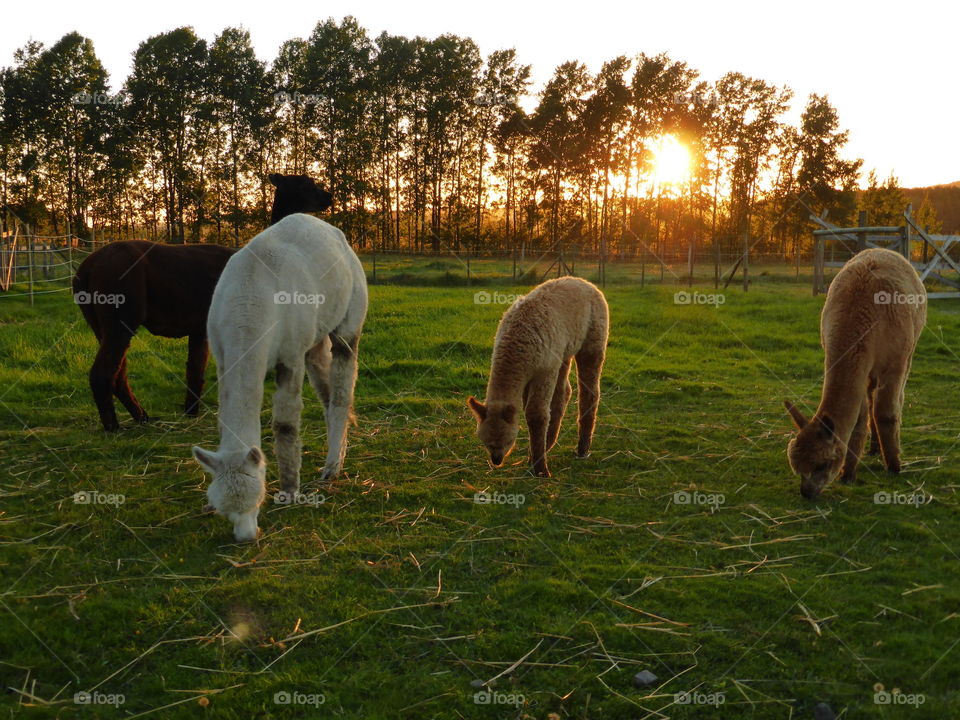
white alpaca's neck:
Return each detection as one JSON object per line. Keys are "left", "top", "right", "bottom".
{"left": 216, "top": 353, "right": 267, "bottom": 453}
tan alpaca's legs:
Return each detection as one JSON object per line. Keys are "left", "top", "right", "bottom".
{"left": 273, "top": 360, "right": 305, "bottom": 494}
{"left": 525, "top": 377, "right": 554, "bottom": 477}
{"left": 545, "top": 359, "right": 572, "bottom": 451}
{"left": 841, "top": 399, "right": 868, "bottom": 484}
{"left": 574, "top": 348, "right": 604, "bottom": 458}
{"left": 873, "top": 371, "right": 907, "bottom": 473}
{"left": 866, "top": 381, "right": 880, "bottom": 456}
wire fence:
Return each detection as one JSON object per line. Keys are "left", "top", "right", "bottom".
{"left": 1, "top": 231, "right": 931, "bottom": 305}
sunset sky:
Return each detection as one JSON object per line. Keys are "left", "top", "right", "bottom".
{"left": 4, "top": 0, "right": 956, "bottom": 188}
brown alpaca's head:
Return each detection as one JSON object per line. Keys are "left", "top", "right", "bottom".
{"left": 784, "top": 401, "right": 844, "bottom": 499}
{"left": 468, "top": 396, "right": 519, "bottom": 467}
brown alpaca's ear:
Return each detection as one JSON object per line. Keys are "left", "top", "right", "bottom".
{"left": 502, "top": 404, "right": 517, "bottom": 423}
{"left": 467, "top": 396, "right": 487, "bottom": 421}
{"left": 784, "top": 400, "right": 807, "bottom": 430}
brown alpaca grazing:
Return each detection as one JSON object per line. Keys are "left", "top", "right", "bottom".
{"left": 785, "top": 248, "right": 926, "bottom": 499}
{"left": 74, "top": 174, "right": 332, "bottom": 430}
{"left": 468, "top": 277, "right": 609, "bottom": 477}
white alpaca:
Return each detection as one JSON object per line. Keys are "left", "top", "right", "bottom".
{"left": 192, "top": 214, "right": 367, "bottom": 541}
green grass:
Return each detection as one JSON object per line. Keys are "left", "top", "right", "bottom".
{"left": 1, "top": 262, "right": 959, "bottom": 719}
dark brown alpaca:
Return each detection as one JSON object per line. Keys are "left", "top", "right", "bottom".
{"left": 74, "top": 174, "right": 332, "bottom": 430}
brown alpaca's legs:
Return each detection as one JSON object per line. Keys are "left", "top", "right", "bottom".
{"left": 273, "top": 360, "right": 305, "bottom": 494}
{"left": 574, "top": 349, "right": 604, "bottom": 458}
{"left": 841, "top": 399, "right": 868, "bottom": 484}
{"left": 545, "top": 359, "right": 572, "bottom": 451}
{"left": 90, "top": 332, "right": 135, "bottom": 431}
{"left": 184, "top": 333, "right": 209, "bottom": 416}
{"left": 873, "top": 372, "right": 907, "bottom": 473}
{"left": 113, "top": 356, "right": 148, "bottom": 424}
{"left": 525, "top": 378, "right": 554, "bottom": 477}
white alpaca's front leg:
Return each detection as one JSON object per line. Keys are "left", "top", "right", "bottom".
{"left": 322, "top": 334, "right": 359, "bottom": 480}
{"left": 273, "top": 360, "right": 305, "bottom": 494}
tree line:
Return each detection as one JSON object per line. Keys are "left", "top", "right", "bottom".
{"left": 1, "top": 17, "right": 884, "bottom": 259}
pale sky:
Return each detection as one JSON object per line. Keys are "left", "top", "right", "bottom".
{"left": 3, "top": 0, "right": 957, "bottom": 187}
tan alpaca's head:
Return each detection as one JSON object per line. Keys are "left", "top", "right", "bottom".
{"left": 468, "top": 396, "right": 519, "bottom": 467}
{"left": 784, "top": 401, "right": 844, "bottom": 499}
{"left": 192, "top": 446, "right": 267, "bottom": 542}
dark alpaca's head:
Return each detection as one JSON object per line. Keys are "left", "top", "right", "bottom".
{"left": 268, "top": 173, "right": 333, "bottom": 224}
{"left": 784, "top": 400, "right": 845, "bottom": 499}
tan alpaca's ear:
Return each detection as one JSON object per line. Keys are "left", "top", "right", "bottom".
{"left": 816, "top": 415, "right": 836, "bottom": 439}
{"left": 502, "top": 404, "right": 517, "bottom": 423}
{"left": 467, "top": 396, "right": 487, "bottom": 421}
{"left": 784, "top": 400, "right": 807, "bottom": 430}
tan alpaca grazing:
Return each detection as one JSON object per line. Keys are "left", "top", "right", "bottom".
{"left": 468, "top": 277, "right": 609, "bottom": 477}
{"left": 785, "top": 248, "right": 926, "bottom": 499}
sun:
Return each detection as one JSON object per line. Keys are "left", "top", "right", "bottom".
{"left": 652, "top": 135, "right": 691, "bottom": 186}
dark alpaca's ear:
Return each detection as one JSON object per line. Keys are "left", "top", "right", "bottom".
{"left": 247, "top": 447, "right": 265, "bottom": 466}
{"left": 467, "top": 396, "right": 487, "bottom": 421}
{"left": 502, "top": 404, "right": 517, "bottom": 424}
{"left": 784, "top": 400, "right": 807, "bottom": 430}
{"left": 816, "top": 415, "right": 835, "bottom": 439}
{"left": 268, "top": 173, "right": 283, "bottom": 187}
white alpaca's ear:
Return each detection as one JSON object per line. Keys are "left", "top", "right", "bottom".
{"left": 246, "top": 447, "right": 265, "bottom": 468}
{"left": 192, "top": 446, "right": 221, "bottom": 474}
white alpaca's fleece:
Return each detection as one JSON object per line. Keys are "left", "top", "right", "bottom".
{"left": 193, "top": 213, "right": 367, "bottom": 541}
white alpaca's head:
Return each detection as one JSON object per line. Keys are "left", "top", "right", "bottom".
{"left": 192, "top": 446, "right": 267, "bottom": 542}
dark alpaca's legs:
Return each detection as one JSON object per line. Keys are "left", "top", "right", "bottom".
{"left": 524, "top": 377, "right": 555, "bottom": 477}
{"left": 90, "top": 330, "right": 135, "bottom": 431}
{"left": 841, "top": 398, "right": 868, "bottom": 484}
{"left": 184, "top": 333, "right": 209, "bottom": 416}
{"left": 545, "top": 359, "right": 572, "bottom": 451}
{"left": 113, "top": 356, "right": 148, "bottom": 424}
{"left": 574, "top": 348, "right": 604, "bottom": 458}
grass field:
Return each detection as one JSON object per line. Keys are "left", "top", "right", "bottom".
{"left": 1, "top": 261, "right": 959, "bottom": 719}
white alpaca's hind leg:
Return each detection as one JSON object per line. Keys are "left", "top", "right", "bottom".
{"left": 273, "top": 360, "right": 305, "bottom": 494}
{"left": 305, "top": 336, "right": 332, "bottom": 413}
{"left": 321, "top": 332, "right": 359, "bottom": 480}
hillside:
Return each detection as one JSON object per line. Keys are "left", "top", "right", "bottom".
{"left": 904, "top": 182, "right": 960, "bottom": 233}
